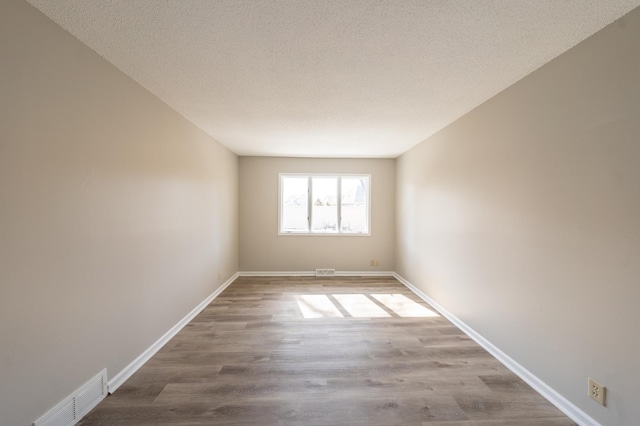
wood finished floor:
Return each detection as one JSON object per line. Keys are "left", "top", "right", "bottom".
{"left": 80, "top": 277, "right": 576, "bottom": 425}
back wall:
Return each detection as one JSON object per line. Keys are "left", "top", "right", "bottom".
{"left": 239, "top": 157, "right": 395, "bottom": 272}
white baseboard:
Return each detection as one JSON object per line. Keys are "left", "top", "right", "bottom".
{"left": 336, "top": 270, "right": 395, "bottom": 277}
{"left": 393, "top": 273, "right": 598, "bottom": 426}
{"left": 238, "top": 271, "right": 315, "bottom": 277}
{"left": 238, "top": 270, "right": 395, "bottom": 277}
{"left": 107, "top": 272, "right": 239, "bottom": 393}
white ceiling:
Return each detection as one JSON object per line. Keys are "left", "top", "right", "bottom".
{"left": 27, "top": 0, "right": 640, "bottom": 158}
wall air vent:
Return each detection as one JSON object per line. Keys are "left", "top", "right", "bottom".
{"left": 316, "top": 269, "right": 336, "bottom": 277}
{"left": 33, "top": 369, "right": 107, "bottom": 426}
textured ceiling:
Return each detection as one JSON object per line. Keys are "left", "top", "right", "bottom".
{"left": 27, "top": 0, "right": 640, "bottom": 158}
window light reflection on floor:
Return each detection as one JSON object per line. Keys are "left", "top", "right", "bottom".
{"left": 332, "top": 294, "right": 390, "bottom": 318}
{"left": 296, "top": 293, "right": 440, "bottom": 319}
{"left": 296, "top": 295, "right": 344, "bottom": 318}
{"left": 371, "top": 294, "right": 440, "bottom": 317}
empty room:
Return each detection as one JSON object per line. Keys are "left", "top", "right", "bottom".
{"left": 1, "top": 1, "right": 639, "bottom": 425}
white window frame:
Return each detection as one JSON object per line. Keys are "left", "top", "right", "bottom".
{"left": 278, "top": 173, "right": 371, "bottom": 236}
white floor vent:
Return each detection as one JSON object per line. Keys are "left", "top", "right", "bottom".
{"left": 316, "top": 268, "right": 336, "bottom": 277}
{"left": 33, "top": 369, "right": 107, "bottom": 426}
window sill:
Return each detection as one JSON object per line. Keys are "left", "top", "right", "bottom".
{"left": 278, "top": 232, "right": 371, "bottom": 237}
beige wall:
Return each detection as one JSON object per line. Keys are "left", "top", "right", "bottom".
{"left": 0, "top": 2, "right": 238, "bottom": 425}
{"left": 396, "top": 9, "right": 640, "bottom": 426}
{"left": 239, "top": 157, "right": 395, "bottom": 272}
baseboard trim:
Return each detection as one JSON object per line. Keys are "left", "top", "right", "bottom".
{"left": 239, "top": 271, "right": 315, "bottom": 277}
{"left": 107, "top": 272, "right": 239, "bottom": 394}
{"left": 238, "top": 270, "right": 395, "bottom": 277}
{"left": 336, "top": 270, "right": 395, "bottom": 277}
{"left": 393, "top": 273, "right": 598, "bottom": 426}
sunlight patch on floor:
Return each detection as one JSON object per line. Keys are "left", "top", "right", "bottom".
{"left": 296, "top": 293, "right": 439, "bottom": 319}
{"left": 371, "top": 294, "right": 440, "bottom": 317}
{"left": 332, "top": 294, "right": 391, "bottom": 318}
{"left": 296, "top": 295, "right": 344, "bottom": 318}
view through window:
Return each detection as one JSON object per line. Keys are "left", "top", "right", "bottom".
{"left": 280, "top": 174, "right": 370, "bottom": 235}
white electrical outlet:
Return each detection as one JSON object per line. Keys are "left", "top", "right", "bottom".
{"left": 588, "top": 377, "right": 606, "bottom": 406}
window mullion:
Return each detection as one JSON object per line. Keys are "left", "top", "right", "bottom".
{"left": 307, "top": 176, "right": 312, "bottom": 233}
{"left": 337, "top": 177, "right": 342, "bottom": 233}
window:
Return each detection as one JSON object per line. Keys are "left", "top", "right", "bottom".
{"left": 279, "top": 174, "right": 370, "bottom": 235}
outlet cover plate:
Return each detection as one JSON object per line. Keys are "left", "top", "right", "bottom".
{"left": 588, "top": 377, "right": 606, "bottom": 406}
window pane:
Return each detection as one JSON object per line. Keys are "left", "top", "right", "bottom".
{"left": 311, "top": 177, "right": 338, "bottom": 233}
{"left": 341, "top": 176, "right": 369, "bottom": 233}
{"left": 281, "top": 177, "right": 308, "bottom": 232}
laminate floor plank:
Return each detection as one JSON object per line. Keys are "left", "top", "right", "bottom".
{"left": 79, "top": 276, "right": 576, "bottom": 425}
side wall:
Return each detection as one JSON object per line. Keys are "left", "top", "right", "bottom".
{"left": 0, "top": 2, "right": 238, "bottom": 425}
{"left": 396, "top": 9, "right": 640, "bottom": 426}
{"left": 239, "top": 157, "right": 395, "bottom": 272}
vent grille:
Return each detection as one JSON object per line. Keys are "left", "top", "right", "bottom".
{"left": 33, "top": 369, "right": 107, "bottom": 426}
{"left": 76, "top": 374, "right": 105, "bottom": 416}
{"left": 36, "top": 399, "right": 75, "bottom": 426}
{"left": 315, "top": 269, "right": 335, "bottom": 277}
